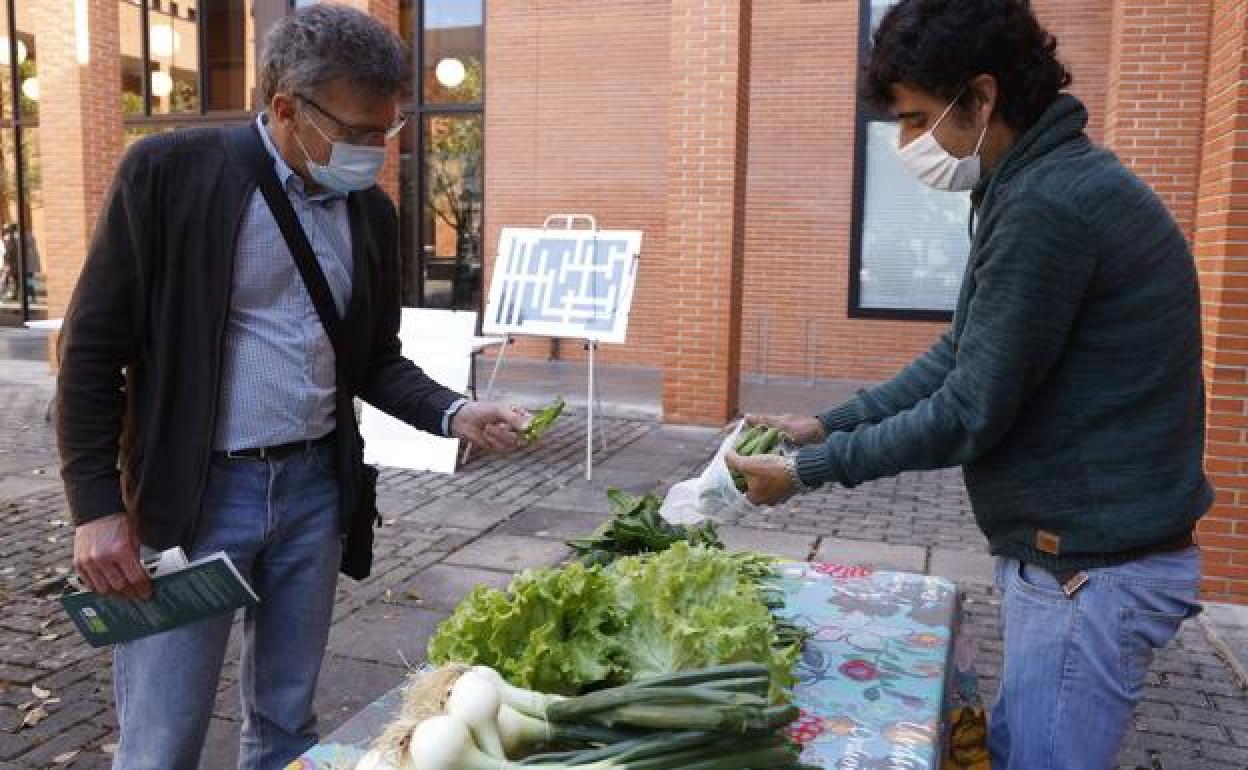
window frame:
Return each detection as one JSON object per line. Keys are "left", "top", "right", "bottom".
{"left": 407, "top": 0, "right": 485, "bottom": 311}
{"left": 2, "top": 0, "right": 38, "bottom": 322}
{"left": 123, "top": 0, "right": 279, "bottom": 125}
{"left": 847, "top": 0, "right": 957, "bottom": 323}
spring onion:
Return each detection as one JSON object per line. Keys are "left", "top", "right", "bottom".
{"left": 445, "top": 670, "right": 506, "bottom": 759}
{"left": 407, "top": 712, "right": 800, "bottom": 770}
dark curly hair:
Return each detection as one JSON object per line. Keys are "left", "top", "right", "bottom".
{"left": 864, "top": 0, "right": 1072, "bottom": 131}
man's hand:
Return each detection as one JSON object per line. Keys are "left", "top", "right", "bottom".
{"left": 745, "top": 414, "right": 826, "bottom": 446}
{"left": 74, "top": 514, "right": 151, "bottom": 599}
{"left": 725, "top": 451, "right": 797, "bottom": 506}
{"left": 452, "top": 401, "right": 531, "bottom": 453}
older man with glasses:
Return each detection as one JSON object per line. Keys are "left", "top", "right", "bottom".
{"left": 56, "top": 6, "right": 529, "bottom": 769}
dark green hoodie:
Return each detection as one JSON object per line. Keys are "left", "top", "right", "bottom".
{"left": 796, "top": 95, "right": 1211, "bottom": 572}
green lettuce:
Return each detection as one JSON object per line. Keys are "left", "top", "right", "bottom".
{"left": 426, "top": 561, "right": 619, "bottom": 695}
{"left": 426, "top": 544, "right": 797, "bottom": 696}
{"left": 610, "top": 543, "right": 797, "bottom": 694}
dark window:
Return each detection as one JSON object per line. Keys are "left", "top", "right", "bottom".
{"left": 0, "top": 0, "right": 45, "bottom": 323}
{"left": 120, "top": 0, "right": 259, "bottom": 119}
{"left": 849, "top": 0, "right": 971, "bottom": 321}
{"left": 398, "top": 0, "right": 485, "bottom": 310}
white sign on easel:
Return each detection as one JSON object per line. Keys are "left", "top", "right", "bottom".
{"left": 481, "top": 215, "right": 642, "bottom": 480}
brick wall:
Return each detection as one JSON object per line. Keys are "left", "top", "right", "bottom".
{"left": 38, "top": 0, "right": 124, "bottom": 324}
{"left": 1192, "top": 0, "right": 1248, "bottom": 603}
{"left": 1105, "top": 0, "right": 1212, "bottom": 239}
{"left": 485, "top": 1, "right": 1117, "bottom": 385}
{"left": 661, "top": 0, "right": 751, "bottom": 423}
{"left": 483, "top": 0, "right": 671, "bottom": 368}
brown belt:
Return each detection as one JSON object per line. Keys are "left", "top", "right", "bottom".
{"left": 1051, "top": 530, "right": 1195, "bottom": 598}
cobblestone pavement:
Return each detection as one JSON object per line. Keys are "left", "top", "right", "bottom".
{"left": 0, "top": 363, "right": 1245, "bottom": 769}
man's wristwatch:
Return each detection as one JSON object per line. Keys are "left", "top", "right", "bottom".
{"left": 785, "top": 456, "right": 813, "bottom": 494}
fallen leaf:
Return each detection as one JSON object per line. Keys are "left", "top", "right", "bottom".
{"left": 21, "top": 706, "right": 48, "bottom": 728}
{"left": 53, "top": 750, "right": 78, "bottom": 763}
{"left": 31, "top": 684, "right": 50, "bottom": 699}
{"left": 102, "top": 743, "right": 118, "bottom": 755}
{"left": 404, "top": 589, "right": 423, "bottom": 601}
{"left": 39, "top": 634, "right": 58, "bottom": 641}
{"left": 17, "top": 700, "right": 34, "bottom": 711}
{"left": 44, "top": 698, "right": 61, "bottom": 705}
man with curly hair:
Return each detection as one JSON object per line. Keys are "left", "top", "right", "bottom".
{"left": 730, "top": 1, "right": 1209, "bottom": 767}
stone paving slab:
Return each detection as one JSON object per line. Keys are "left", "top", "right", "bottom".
{"left": 929, "top": 547, "right": 997, "bottom": 586}
{"left": 496, "top": 507, "right": 609, "bottom": 541}
{"left": 325, "top": 604, "right": 448, "bottom": 668}
{"left": 815, "top": 537, "right": 927, "bottom": 573}
{"left": 537, "top": 473, "right": 666, "bottom": 513}
{"left": 391, "top": 564, "right": 514, "bottom": 611}
{"left": 717, "top": 526, "right": 818, "bottom": 561}
{"left": 1199, "top": 603, "right": 1248, "bottom": 688}
{"left": 401, "top": 495, "right": 526, "bottom": 531}
{"left": 442, "top": 534, "right": 571, "bottom": 572}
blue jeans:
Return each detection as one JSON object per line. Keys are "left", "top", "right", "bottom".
{"left": 989, "top": 547, "right": 1202, "bottom": 770}
{"left": 113, "top": 444, "right": 342, "bottom": 770}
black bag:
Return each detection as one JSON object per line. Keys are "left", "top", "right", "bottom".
{"left": 232, "top": 123, "right": 379, "bottom": 579}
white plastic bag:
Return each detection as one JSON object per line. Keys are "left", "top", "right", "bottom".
{"left": 659, "top": 421, "right": 760, "bottom": 525}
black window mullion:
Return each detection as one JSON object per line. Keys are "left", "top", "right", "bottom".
{"left": 7, "top": 0, "right": 30, "bottom": 320}
{"left": 197, "top": 0, "right": 208, "bottom": 113}
{"left": 413, "top": 0, "right": 425, "bottom": 306}
{"left": 140, "top": 0, "right": 152, "bottom": 114}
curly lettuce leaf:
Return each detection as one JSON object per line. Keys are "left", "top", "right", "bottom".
{"left": 608, "top": 543, "right": 798, "bottom": 694}
{"left": 427, "top": 543, "right": 798, "bottom": 698}
{"left": 426, "top": 561, "right": 619, "bottom": 695}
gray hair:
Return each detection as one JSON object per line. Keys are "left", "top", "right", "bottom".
{"left": 259, "top": 4, "right": 409, "bottom": 106}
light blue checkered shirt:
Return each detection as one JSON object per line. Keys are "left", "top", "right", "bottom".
{"left": 212, "top": 116, "right": 353, "bottom": 451}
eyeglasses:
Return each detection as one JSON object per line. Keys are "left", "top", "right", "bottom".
{"left": 295, "top": 93, "right": 407, "bottom": 145}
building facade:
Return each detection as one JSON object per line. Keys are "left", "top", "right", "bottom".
{"left": 7, "top": 0, "right": 1247, "bottom": 602}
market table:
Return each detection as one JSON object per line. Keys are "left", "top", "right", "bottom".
{"left": 287, "top": 562, "right": 979, "bottom": 770}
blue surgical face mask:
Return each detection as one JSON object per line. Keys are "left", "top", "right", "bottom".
{"left": 295, "top": 111, "right": 385, "bottom": 193}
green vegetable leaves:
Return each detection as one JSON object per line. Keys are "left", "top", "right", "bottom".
{"left": 567, "top": 488, "right": 722, "bottom": 566}
{"left": 522, "top": 397, "right": 566, "bottom": 445}
{"left": 427, "top": 562, "right": 618, "bottom": 695}
{"left": 426, "top": 544, "right": 797, "bottom": 700}
{"left": 610, "top": 544, "right": 798, "bottom": 699}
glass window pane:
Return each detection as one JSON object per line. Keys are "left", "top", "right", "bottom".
{"left": 0, "top": 129, "right": 18, "bottom": 316}
{"left": 0, "top": 127, "right": 44, "bottom": 319}
{"left": 420, "top": 114, "right": 483, "bottom": 309}
{"left": 202, "top": 0, "right": 253, "bottom": 111}
{"left": 149, "top": 0, "right": 200, "bottom": 113}
{"left": 0, "top": 2, "right": 13, "bottom": 122}
{"left": 119, "top": 0, "right": 145, "bottom": 115}
{"left": 14, "top": 2, "right": 36, "bottom": 122}
{"left": 858, "top": 120, "right": 971, "bottom": 312}
{"left": 17, "top": 125, "right": 43, "bottom": 315}
{"left": 423, "top": 0, "right": 482, "bottom": 104}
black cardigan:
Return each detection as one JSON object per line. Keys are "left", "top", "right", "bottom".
{"left": 57, "top": 124, "right": 461, "bottom": 577}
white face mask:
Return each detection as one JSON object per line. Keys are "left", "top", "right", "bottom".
{"left": 294, "top": 110, "right": 386, "bottom": 193}
{"left": 896, "top": 95, "right": 988, "bottom": 192}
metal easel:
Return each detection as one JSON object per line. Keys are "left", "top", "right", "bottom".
{"left": 468, "top": 214, "right": 613, "bottom": 481}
